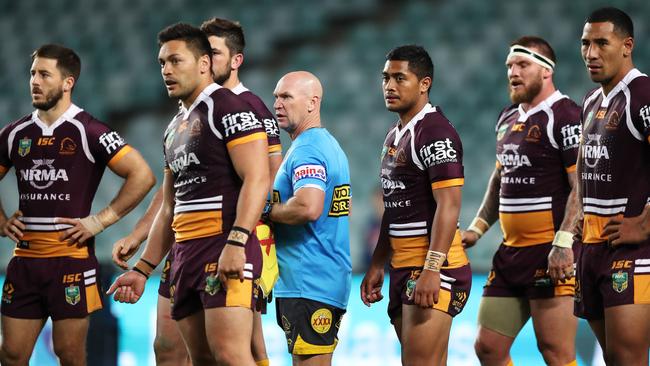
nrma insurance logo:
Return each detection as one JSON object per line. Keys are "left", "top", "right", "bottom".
{"left": 292, "top": 164, "right": 326, "bottom": 185}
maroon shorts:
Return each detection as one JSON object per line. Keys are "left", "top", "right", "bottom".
{"left": 575, "top": 241, "right": 650, "bottom": 320}
{"left": 1, "top": 256, "right": 103, "bottom": 320}
{"left": 388, "top": 264, "right": 472, "bottom": 323}
{"left": 157, "top": 253, "right": 173, "bottom": 299}
{"left": 483, "top": 243, "right": 577, "bottom": 299}
{"left": 168, "top": 234, "right": 262, "bottom": 320}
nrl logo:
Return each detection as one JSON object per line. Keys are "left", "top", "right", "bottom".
{"left": 65, "top": 285, "right": 80, "bottom": 305}
{"left": 204, "top": 274, "right": 221, "bottom": 296}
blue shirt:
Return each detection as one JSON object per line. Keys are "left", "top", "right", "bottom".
{"left": 273, "top": 128, "right": 352, "bottom": 309}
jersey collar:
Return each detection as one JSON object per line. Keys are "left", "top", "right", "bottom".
{"left": 231, "top": 82, "right": 249, "bottom": 95}
{"left": 31, "top": 103, "right": 83, "bottom": 135}
{"left": 517, "top": 90, "right": 567, "bottom": 122}
{"left": 597, "top": 68, "right": 645, "bottom": 107}
{"left": 394, "top": 103, "right": 436, "bottom": 144}
{"left": 181, "top": 83, "right": 222, "bottom": 119}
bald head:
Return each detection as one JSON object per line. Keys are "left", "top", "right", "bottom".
{"left": 273, "top": 71, "right": 323, "bottom": 138}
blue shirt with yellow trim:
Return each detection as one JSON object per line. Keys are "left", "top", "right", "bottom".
{"left": 273, "top": 128, "right": 352, "bottom": 309}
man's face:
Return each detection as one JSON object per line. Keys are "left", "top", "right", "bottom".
{"left": 273, "top": 77, "right": 309, "bottom": 134}
{"left": 382, "top": 60, "right": 426, "bottom": 114}
{"left": 207, "top": 35, "right": 232, "bottom": 85}
{"left": 158, "top": 40, "right": 204, "bottom": 100}
{"left": 506, "top": 52, "right": 545, "bottom": 104}
{"left": 581, "top": 22, "right": 630, "bottom": 86}
{"left": 30, "top": 57, "right": 66, "bottom": 111}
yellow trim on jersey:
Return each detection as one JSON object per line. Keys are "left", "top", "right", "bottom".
{"left": 390, "top": 230, "right": 468, "bottom": 269}
{"left": 0, "top": 165, "right": 7, "bottom": 174}
{"left": 85, "top": 283, "right": 103, "bottom": 313}
{"left": 226, "top": 132, "right": 267, "bottom": 149}
{"left": 107, "top": 145, "right": 133, "bottom": 168}
{"left": 293, "top": 334, "right": 337, "bottom": 355}
{"left": 172, "top": 210, "right": 223, "bottom": 242}
{"left": 500, "top": 211, "right": 554, "bottom": 247}
{"left": 14, "top": 231, "right": 89, "bottom": 258}
{"left": 225, "top": 278, "right": 253, "bottom": 308}
{"left": 565, "top": 164, "right": 577, "bottom": 173}
{"left": 583, "top": 213, "right": 622, "bottom": 244}
{"left": 433, "top": 287, "right": 451, "bottom": 313}
{"left": 444, "top": 230, "right": 469, "bottom": 269}
{"left": 431, "top": 178, "right": 464, "bottom": 190}
{"left": 634, "top": 274, "right": 650, "bottom": 304}
{"left": 554, "top": 278, "right": 576, "bottom": 297}
{"left": 268, "top": 144, "right": 282, "bottom": 154}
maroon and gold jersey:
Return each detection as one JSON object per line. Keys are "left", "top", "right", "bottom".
{"left": 0, "top": 104, "right": 132, "bottom": 258}
{"left": 380, "top": 104, "right": 467, "bottom": 269}
{"left": 580, "top": 69, "right": 650, "bottom": 244}
{"left": 495, "top": 91, "right": 581, "bottom": 247}
{"left": 163, "top": 83, "right": 267, "bottom": 242}
{"left": 232, "top": 83, "right": 282, "bottom": 156}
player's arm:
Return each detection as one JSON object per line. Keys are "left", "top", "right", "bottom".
{"left": 269, "top": 187, "right": 325, "bottom": 225}
{"left": 462, "top": 166, "right": 501, "bottom": 248}
{"left": 107, "top": 170, "right": 175, "bottom": 303}
{"left": 548, "top": 171, "right": 579, "bottom": 282}
{"left": 413, "top": 185, "right": 462, "bottom": 308}
{"left": 58, "top": 149, "right": 156, "bottom": 245}
{"left": 0, "top": 169, "right": 26, "bottom": 242}
{"left": 112, "top": 188, "right": 164, "bottom": 269}
{"left": 218, "top": 138, "right": 270, "bottom": 285}
{"left": 361, "top": 211, "right": 390, "bottom": 306}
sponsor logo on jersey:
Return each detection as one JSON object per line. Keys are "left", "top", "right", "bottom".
{"left": 311, "top": 308, "right": 333, "bottom": 334}
{"left": 263, "top": 118, "right": 280, "bottom": 138}
{"left": 560, "top": 124, "right": 581, "bottom": 149}
{"left": 419, "top": 138, "right": 458, "bottom": 167}
{"left": 59, "top": 137, "right": 77, "bottom": 155}
{"left": 178, "top": 120, "right": 189, "bottom": 133}
{"left": 512, "top": 123, "right": 525, "bottom": 132}
{"left": 221, "top": 111, "right": 262, "bottom": 138}
{"left": 19, "top": 193, "right": 71, "bottom": 201}
{"left": 525, "top": 125, "right": 542, "bottom": 142}
{"left": 18, "top": 137, "right": 31, "bottom": 157}
{"left": 384, "top": 199, "right": 412, "bottom": 208}
{"left": 640, "top": 105, "right": 650, "bottom": 130}
{"left": 37, "top": 137, "right": 55, "bottom": 146}
{"left": 292, "top": 164, "right": 326, "bottom": 185}
{"left": 329, "top": 184, "right": 350, "bottom": 217}
{"left": 605, "top": 111, "right": 620, "bottom": 130}
{"left": 582, "top": 134, "right": 609, "bottom": 169}
{"left": 496, "top": 144, "right": 531, "bottom": 172}
{"left": 381, "top": 177, "right": 405, "bottom": 191}
{"left": 65, "top": 285, "right": 80, "bottom": 306}
{"left": 169, "top": 144, "right": 201, "bottom": 173}
{"left": 19, "top": 159, "right": 69, "bottom": 189}
{"left": 99, "top": 131, "right": 125, "bottom": 154}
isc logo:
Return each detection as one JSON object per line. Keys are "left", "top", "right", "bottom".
{"left": 37, "top": 137, "right": 56, "bottom": 146}
{"left": 62, "top": 273, "right": 81, "bottom": 284}
{"left": 328, "top": 184, "right": 351, "bottom": 217}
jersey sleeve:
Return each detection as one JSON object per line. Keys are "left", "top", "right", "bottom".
{"left": 629, "top": 78, "right": 650, "bottom": 144}
{"left": 87, "top": 119, "right": 132, "bottom": 167}
{"left": 0, "top": 125, "right": 12, "bottom": 173}
{"left": 552, "top": 102, "right": 582, "bottom": 172}
{"left": 215, "top": 92, "right": 267, "bottom": 149}
{"left": 288, "top": 145, "right": 327, "bottom": 192}
{"left": 245, "top": 93, "right": 282, "bottom": 154}
{"left": 415, "top": 118, "right": 464, "bottom": 190}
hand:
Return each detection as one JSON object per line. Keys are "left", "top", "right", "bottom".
{"left": 547, "top": 246, "right": 574, "bottom": 283}
{"left": 217, "top": 244, "right": 246, "bottom": 290}
{"left": 602, "top": 205, "right": 650, "bottom": 246}
{"left": 106, "top": 270, "right": 147, "bottom": 303}
{"left": 111, "top": 235, "right": 143, "bottom": 270}
{"left": 56, "top": 217, "right": 98, "bottom": 247}
{"left": 2, "top": 211, "right": 25, "bottom": 243}
{"left": 360, "top": 264, "right": 384, "bottom": 306}
{"left": 461, "top": 230, "right": 480, "bottom": 249}
{"left": 412, "top": 269, "right": 440, "bottom": 308}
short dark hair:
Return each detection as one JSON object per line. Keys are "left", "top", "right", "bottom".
{"left": 157, "top": 23, "right": 212, "bottom": 60}
{"left": 31, "top": 44, "right": 81, "bottom": 83}
{"left": 586, "top": 7, "right": 634, "bottom": 38}
{"left": 511, "top": 36, "right": 556, "bottom": 63}
{"left": 386, "top": 45, "right": 434, "bottom": 86}
{"left": 200, "top": 18, "right": 246, "bottom": 55}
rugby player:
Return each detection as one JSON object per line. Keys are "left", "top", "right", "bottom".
{"left": 462, "top": 37, "right": 581, "bottom": 366}
{"left": 108, "top": 23, "right": 269, "bottom": 366}
{"left": 361, "top": 45, "right": 471, "bottom": 366}
{"left": 110, "top": 18, "right": 282, "bottom": 366}
{"left": 0, "top": 44, "right": 155, "bottom": 366}
{"left": 574, "top": 7, "right": 650, "bottom": 365}
{"left": 267, "top": 71, "right": 351, "bottom": 366}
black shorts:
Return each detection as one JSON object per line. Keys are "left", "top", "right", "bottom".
{"left": 275, "top": 298, "right": 345, "bottom": 355}
{"left": 157, "top": 253, "right": 173, "bottom": 299}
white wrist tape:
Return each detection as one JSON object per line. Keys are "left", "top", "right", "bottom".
{"left": 552, "top": 230, "right": 574, "bottom": 249}
{"left": 423, "top": 250, "right": 447, "bottom": 272}
{"left": 79, "top": 215, "right": 105, "bottom": 236}
{"left": 468, "top": 217, "right": 489, "bottom": 238}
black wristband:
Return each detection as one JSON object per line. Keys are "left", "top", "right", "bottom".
{"left": 261, "top": 201, "right": 274, "bottom": 222}
{"left": 132, "top": 267, "right": 149, "bottom": 279}
{"left": 140, "top": 258, "right": 157, "bottom": 270}
{"left": 231, "top": 226, "right": 250, "bottom": 236}
{"left": 226, "top": 239, "right": 246, "bottom": 247}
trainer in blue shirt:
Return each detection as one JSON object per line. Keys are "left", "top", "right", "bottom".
{"left": 264, "top": 71, "right": 351, "bottom": 363}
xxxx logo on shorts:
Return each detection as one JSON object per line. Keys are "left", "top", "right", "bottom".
{"left": 65, "top": 285, "right": 80, "bottom": 305}
{"left": 205, "top": 274, "right": 221, "bottom": 296}
{"left": 405, "top": 279, "right": 416, "bottom": 299}
{"left": 311, "top": 308, "right": 333, "bottom": 334}
{"left": 612, "top": 271, "right": 628, "bottom": 293}
{"left": 2, "top": 283, "right": 14, "bottom": 304}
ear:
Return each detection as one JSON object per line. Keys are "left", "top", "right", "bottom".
{"left": 307, "top": 95, "right": 320, "bottom": 112}
{"left": 542, "top": 67, "right": 553, "bottom": 80}
{"left": 419, "top": 76, "right": 432, "bottom": 94}
{"left": 231, "top": 53, "right": 244, "bottom": 71}
{"left": 63, "top": 76, "right": 75, "bottom": 93}
{"left": 199, "top": 54, "right": 211, "bottom": 74}
{"left": 623, "top": 36, "right": 634, "bottom": 58}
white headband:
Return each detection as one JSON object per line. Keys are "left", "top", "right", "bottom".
{"left": 506, "top": 45, "right": 555, "bottom": 70}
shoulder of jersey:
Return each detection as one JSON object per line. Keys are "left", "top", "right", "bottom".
{"left": 3, "top": 113, "right": 32, "bottom": 131}
{"left": 553, "top": 96, "right": 581, "bottom": 115}
{"left": 628, "top": 74, "right": 650, "bottom": 95}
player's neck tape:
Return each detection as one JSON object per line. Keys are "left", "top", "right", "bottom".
{"left": 507, "top": 45, "right": 555, "bottom": 70}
